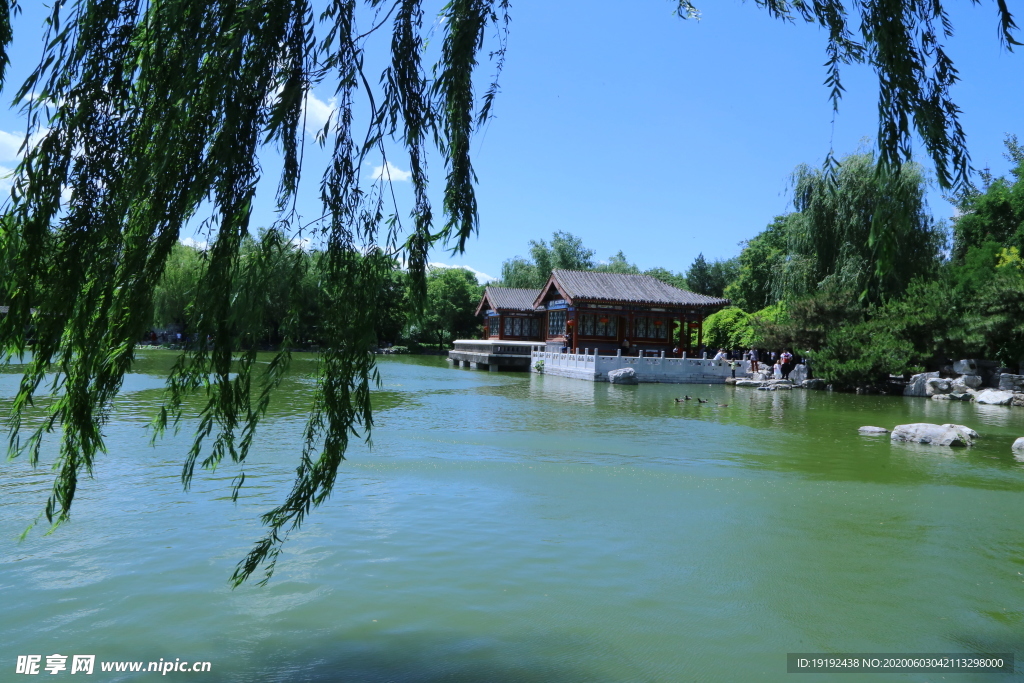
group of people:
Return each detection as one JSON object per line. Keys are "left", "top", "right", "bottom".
{"left": 143, "top": 330, "right": 188, "bottom": 345}
{"left": 712, "top": 347, "right": 798, "bottom": 380}
{"left": 559, "top": 333, "right": 800, "bottom": 378}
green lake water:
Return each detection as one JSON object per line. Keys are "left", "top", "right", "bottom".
{"left": 2, "top": 352, "right": 1024, "bottom": 681}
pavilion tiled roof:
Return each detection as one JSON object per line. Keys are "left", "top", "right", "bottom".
{"left": 483, "top": 287, "right": 543, "bottom": 312}
{"left": 547, "top": 270, "right": 729, "bottom": 307}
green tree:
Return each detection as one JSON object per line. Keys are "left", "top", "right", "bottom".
{"left": 374, "top": 269, "right": 410, "bottom": 347}
{"left": 724, "top": 215, "right": 790, "bottom": 312}
{"left": 643, "top": 266, "right": 689, "bottom": 290}
{"left": 497, "top": 231, "right": 596, "bottom": 287}
{"left": 152, "top": 241, "right": 204, "bottom": 330}
{"left": 702, "top": 307, "right": 755, "bottom": 350}
{"left": 0, "top": 0, "right": 1012, "bottom": 585}
{"left": 594, "top": 251, "right": 640, "bottom": 274}
{"left": 417, "top": 268, "right": 482, "bottom": 350}
{"left": 780, "top": 152, "right": 944, "bottom": 304}
{"left": 498, "top": 257, "right": 541, "bottom": 289}
{"left": 950, "top": 135, "right": 1024, "bottom": 260}
{"left": 685, "top": 253, "right": 738, "bottom": 297}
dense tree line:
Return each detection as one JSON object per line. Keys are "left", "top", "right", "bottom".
{"left": 703, "top": 140, "right": 1024, "bottom": 389}
{"left": 496, "top": 230, "right": 737, "bottom": 297}
{"left": 488, "top": 140, "right": 1024, "bottom": 390}
{"left": 150, "top": 233, "right": 483, "bottom": 352}
{"left": 150, "top": 136, "right": 1023, "bottom": 391}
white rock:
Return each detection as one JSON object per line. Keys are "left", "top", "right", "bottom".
{"left": 891, "top": 423, "right": 976, "bottom": 447}
{"left": 904, "top": 371, "right": 939, "bottom": 397}
{"left": 953, "top": 359, "right": 981, "bottom": 375}
{"left": 998, "top": 374, "right": 1024, "bottom": 391}
{"left": 1011, "top": 437, "right": 1024, "bottom": 452}
{"left": 607, "top": 367, "right": 638, "bottom": 385}
{"left": 963, "top": 374, "right": 984, "bottom": 389}
{"left": 952, "top": 376, "right": 982, "bottom": 391}
{"left": 788, "top": 364, "right": 807, "bottom": 383}
{"left": 925, "top": 378, "right": 953, "bottom": 396}
{"left": 858, "top": 426, "right": 889, "bottom": 435}
{"left": 975, "top": 389, "right": 1014, "bottom": 405}
{"left": 956, "top": 425, "right": 981, "bottom": 439}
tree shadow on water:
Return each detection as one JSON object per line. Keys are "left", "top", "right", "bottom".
{"left": 227, "top": 631, "right": 631, "bottom": 683}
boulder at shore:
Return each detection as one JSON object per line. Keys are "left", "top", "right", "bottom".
{"left": 858, "top": 426, "right": 890, "bottom": 435}
{"left": 891, "top": 423, "right": 978, "bottom": 447}
{"left": 952, "top": 359, "right": 981, "bottom": 375}
{"left": 925, "top": 378, "right": 953, "bottom": 396}
{"left": 904, "top": 371, "right": 939, "bottom": 397}
{"left": 607, "top": 367, "right": 638, "bottom": 385}
{"left": 975, "top": 389, "right": 1014, "bottom": 405}
{"left": 998, "top": 374, "right": 1024, "bottom": 392}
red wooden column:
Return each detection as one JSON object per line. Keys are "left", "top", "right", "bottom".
{"left": 627, "top": 310, "right": 634, "bottom": 355}
{"left": 697, "top": 315, "right": 704, "bottom": 355}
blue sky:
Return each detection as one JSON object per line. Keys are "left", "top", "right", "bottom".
{"left": 1, "top": 1, "right": 1021, "bottom": 283}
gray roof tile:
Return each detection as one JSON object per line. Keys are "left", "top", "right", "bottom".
{"left": 484, "top": 287, "right": 543, "bottom": 312}
{"left": 549, "top": 270, "right": 728, "bottom": 307}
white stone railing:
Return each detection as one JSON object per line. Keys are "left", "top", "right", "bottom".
{"left": 530, "top": 350, "right": 598, "bottom": 369}
{"left": 531, "top": 346, "right": 756, "bottom": 381}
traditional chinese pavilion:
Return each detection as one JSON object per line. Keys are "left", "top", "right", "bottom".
{"left": 475, "top": 270, "right": 729, "bottom": 355}
{"left": 474, "top": 287, "right": 544, "bottom": 341}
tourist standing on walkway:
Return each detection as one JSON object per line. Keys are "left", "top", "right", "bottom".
{"left": 749, "top": 348, "right": 760, "bottom": 373}
{"left": 780, "top": 350, "right": 794, "bottom": 379}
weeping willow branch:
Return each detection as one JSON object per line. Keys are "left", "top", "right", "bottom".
{"left": 0, "top": 0, "right": 1015, "bottom": 585}
{"left": 1, "top": 0, "right": 505, "bottom": 585}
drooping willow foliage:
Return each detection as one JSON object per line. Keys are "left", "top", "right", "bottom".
{"left": 0, "top": 0, "right": 1017, "bottom": 585}
{"left": 777, "top": 153, "right": 943, "bottom": 304}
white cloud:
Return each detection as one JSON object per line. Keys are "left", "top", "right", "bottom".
{"left": 291, "top": 236, "right": 312, "bottom": 251}
{"left": 428, "top": 262, "right": 497, "bottom": 284}
{"left": 371, "top": 161, "right": 412, "bottom": 182}
{"left": 0, "top": 128, "right": 47, "bottom": 163}
{"left": 303, "top": 91, "right": 336, "bottom": 134}
{"left": 0, "top": 164, "right": 14, "bottom": 197}
{"left": 0, "top": 131, "right": 22, "bottom": 162}
{"left": 181, "top": 237, "right": 209, "bottom": 251}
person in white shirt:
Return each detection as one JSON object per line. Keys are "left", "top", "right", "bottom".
{"left": 713, "top": 348, "right": 727, "bottom": 362}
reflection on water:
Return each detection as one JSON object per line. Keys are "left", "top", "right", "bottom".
{"left": 2, "top": 351, "right": 1024, "bottom": 681}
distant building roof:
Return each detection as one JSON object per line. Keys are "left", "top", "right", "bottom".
{"left": 544, "top": 270, "right": 729, "bottom": 307}
{"left": 475, "top": 287, "right": 543, "bottom": 316}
